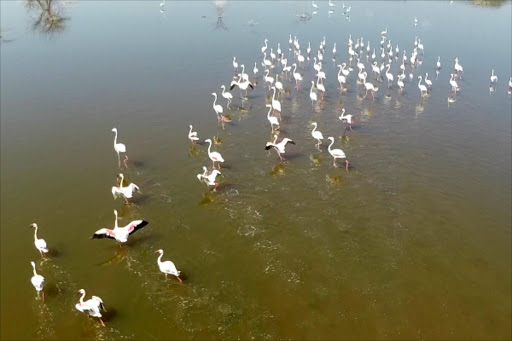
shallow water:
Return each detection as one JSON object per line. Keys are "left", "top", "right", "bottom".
{"left": 1, "top": 1, "right": 511, "bottom": 340}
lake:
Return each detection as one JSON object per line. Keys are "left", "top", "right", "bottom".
{"left": 1, "top": 0, "right": 511, "bottom": 340}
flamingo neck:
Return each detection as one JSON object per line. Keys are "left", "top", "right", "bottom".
{"left": 328, "top": 139, "right": 334, "bottom": 151}
{"left": 272, "top": 88, "right": 276, "bottom": 101}
{"left": 212, "top": 94, "right": 217, "bottom": 107}
{"left": 79, "top": 291, "right": 86, "bottom": 305}
{"left": 267, "top": 106, "right": 272, "bottom": 118}
{"left": 207, "top": 140, "right": 212, "bottom": 155}
{"left": 189, "top": 126, "right": 193, "bottom": 135}
{"left": 114, "top": 212, "right": 118, "bottom": 228}
{"left": 418, "top": 77, "right": 422, "bottom": 86}
{"left": 33, "top": 225, "right": 38, "bottom": 240}
{"left": 113, "top": 130, "right": 117, "bottom": 146}
{"left": 32, "top": 263, "right": 37, "bottom": 276}
{"left": 119, "top": 174, "right": 125, "bottom": 189}
{"left": 157, "top": 253, "right": 163, "bottom": 265}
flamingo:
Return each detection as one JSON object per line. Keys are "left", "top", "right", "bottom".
{"left": 327, "top": 137, "right": 349, "bottom": 170}
{"left": 454, "top": 57, "right": 464, "bottom": 76}
{"left": 265, "top": 135, "right": 296, "bottom": 161}
{"left": 76, "top": 289, "right": 106, "bottom": 326}
{"left": 264, "top": 69, "right": 274, "bottom": 89}
{"left": 266, "top": 104, "right": 280, "bottom": 130}
{"left": 112, "top": 173, "right": 140, "bottom": 205}
{"left": 312, "top": 1, "right": 318, "bottom": 9}
{"left": 311, "top": 122, "right": 324, "bottom": 148}
{"left": 230, "top": 76, "right": 254, "bottom": 96}
{"left": 381, "top": 27, "right": 388, "bottom": 36}
{"left": 292, "top": 63, "right": 302, "bottom": 88}
{"left": 271, "top": 86, "right": 281, "bottom": 117}
{"left": 253, "top": 62, "right": 259, "bottom": 76}
{"left": 436, "top": 56, "right": 441, "bottom": 69}
{"left": 385, "top": 64, "right": 394, "bottom": 88}
{"left": 424, "top": 73, "right": 432, "bottom": 89}
{"left": 91, "top": 210, "right": 148, "bottom": 244}
{"left": 337, "top": 65, "right": 347, "bottom": 89}
{"left": 220, "top": 85, "right": 233, "bottom": 109}
{"left": 490, "top": 69, "right": 498, "bottom": 83}
{"left": 310, "top": 81, "right": 318, "bottom": 107}
{"left": 341, "top": 63, "right": 350, "bottom": 77}
{"left": 261, "top": 39, "right": 268, "bottom": 54}
{"left": 449, "top": 73, "right": 459, "bottom": 93}
{"left": 240, "top": 64, "right": 249, "bottom": 82}
{"left": 417, "top": 76, "right": 428, "bottom": 97}
{"left": 232, "top": 57, "right": 238, "bottom": 71}
{"left": 188, "top": 125, "right": 200, "bottom": 144}
{"left": 30, "top": 261, "right": 45, "bottom": 300}
{"left": 270, "top": 48, "right": 276, "bottom": 61}
{"left": 316, "top": 76, "right": 326, "bottom": 98}
{"left": 262, "top": 52, "right": 272, "bottom": 67}
{"left": 338, "top": 108, "right": 354, "bottom": 130}
{"left": 197, "top": 166, "right": 222, "bottom": 191}
{"left": 205, "top": 138, "right": 224, "bottom": 169}
{"left": 155, "top": 249, "right": 182, "bottom": 283}
{"left": 30, "top": 223, "right": 48, "bottom": 257}
{"left": 363, "top": 73, "right": 379, "bottom": 99}
{"left": 397, "top": 77, "right": 405, "bottom": 93}
{"left": 211, "top": 92, "right": 223, "bottom": 118}
{"left": 112, "top": 128, "right": 127, "bottom": 168}
{"left": 274, "top": 74, "right": 284, "bottom": 93}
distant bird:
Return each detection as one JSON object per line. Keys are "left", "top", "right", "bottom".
{"left": 310, "top": 122, "right": 324, "bottom": 148}
{"left": 155, "top": 249, "right": 182, "bottom": 283}
{"left": 197, "top": 166, "right": 222, "bottom": 191}
{"left": 338, "top": 108, "right": 354, "bottom": 130}
{"left": 424, "top": 73, "right": 433, "bottom": 89}
{"left": 312, "top": 1, "right": 318, "bottom": 9}
{"left": 188, "top": 125, "right": 200, "bottom": 144}
{"left": 310, "top": 81, "right": 318, "bottom": 106}
{"left": 220, "top": 85, "right": 233, "bottom": 109}
{"left": 229, "top": 76, "right": 254, "bottom": 96}
{"left": 30, "top": 223, "right": 48, "bottom": 257}
{"left": 205, "top": 138, "right": 224, "bottom": 169}
{"left": 327, "top": 137, "right": 349, "bottom": 170}
{"left": 232, "top": 56, "right": 238, "bottom": 71}
{"left": 266, "top": 104, "right": 280, "bottom": 130}
{"left": 112, "top": 128, "right": 127, "bottom": 167}
{"left": 274, "top": 74, "right": 284, "bottom": 93}
{"left": 454, "top": 57, "right": 464, "bottom": 76}
{"left": 261, "top": 39, "right": 268, "bottom": 54}
{"left": 211, "top": 92, "right": 223, "bottom": 117}
{"left": 381, "top": 27, "right": 388, "bottom": 36}
{"left": 253, "top": 62, "right": 259, "bottom": 76}
{"left": 436, "top": 56, "right": 441, "bottom": 69}
{"left": 418, "top": 76, "right": 428, "bottom": 97}
{"left": 76, "top": 289, "right": 106, "bottom": 326}
{"left": 490, "top": 69, "right": 498, "bottom": 83}
{"left": 292, "top": 63, "right": 303, "bottom": 88}
{"left": 265, "top": 135, "right": 295, "bottom": 161}
{"left": 449, "top": 73, "right": 459, "bottom": 93}
{"left": 30, "top": 261, "right": 45, "bottom": 300}
{"left": 112, "top": 173, "right": 140, "bottom": 205}
{"left": 91, "top": 210, "right": 148, "bottom": 244}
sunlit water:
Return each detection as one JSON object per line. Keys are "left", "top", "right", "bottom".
{"left": 1, "top": 1, "right": 511, "bottom": 340}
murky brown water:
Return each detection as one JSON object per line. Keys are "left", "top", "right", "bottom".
{"left": 1, "top": 1, "right": 511, "bottom": 340}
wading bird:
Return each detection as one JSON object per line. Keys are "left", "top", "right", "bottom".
{"left": 75, "top": 289, "right": 106, "bottom": 326}
{"left": 30, "top": 261, "right": 45, "bottom": 300}
{"left": 30, "top": 223, "right": 48, "bottom": 257}
{"left": 205, "top": 138, "right": 224, "bottom": 169}
{"left": 327, "top": 137, "right": 349, "bottom": 170}
{"left": 91, "top": 210, "right": 148, "bottom": 244}
{"left": 265, "top": 135, "right": 296, "bottom": 161}
{"left": 155, "top": 249, "right": 182, "bottom": 283}
{"left": 112, "top": 173, "right": 140, "bottom": 204}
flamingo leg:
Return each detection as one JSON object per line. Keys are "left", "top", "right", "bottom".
{"left": 177, "top": 276, "right": 183, "bottom": 283}
{"left": 99, "top": 318, "right": 105, "bottom": 327}
{"left": 123, "top": 155, "right": 129, "bottom": 168}
{"left": 345, "top": 160, "right": 350, "bottom": 171}
{"left": 42, "top": 292, "right": 45, "bottom": 301}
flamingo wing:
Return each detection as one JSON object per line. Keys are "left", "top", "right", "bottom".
{"left": 127, "top": 220, "right": 149, "bottom": 236}
{"left": 91, "top": 228, "right": 116, "bottom": 240}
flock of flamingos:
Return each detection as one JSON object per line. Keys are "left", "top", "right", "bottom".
{"left": 27, "top": 18, "right": 511, "bottom": 327}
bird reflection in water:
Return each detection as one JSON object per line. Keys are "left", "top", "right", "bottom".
{"left": 25, "top": 0, "right": 68, "bottom": 36}
{"left": 213, "top": 0, "right": 228, "bottom": 31}
{"left": 271, "top": 163, "right": 286, "bottom": 176}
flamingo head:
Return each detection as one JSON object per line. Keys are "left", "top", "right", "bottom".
{"left": 29, "top": 223, "right": 38, "bottom": 228}
{"left": 30, "top": 261, "right": 35, "bottom": 268}
{"left": 205, "top": 139, "right": 212, "bottom": 144}
{"left": 211, "top": 93, "right": 216, "bottom": 96}
{"left": 114, "top": 209, "right": 118, "bottom": 216}
{"left": 77, "top": 289, "right": 85, "bottom": 295}
{"left": 328, "top": 137, "right": 334, "bottom": 142}
{"left": 155, "top": 249, "right": 164, "bottom": 255}
{"left": 111, "top": 128, "right": 117, "bottom": 132}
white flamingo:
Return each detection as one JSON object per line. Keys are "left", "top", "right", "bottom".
{"left": 91, "top": 210, "right": 148, "bottom": 244}
{"left": 424, "top": 73, "right": 432, "bottom": 89}
{"left": 232, "top": 56, "right": 238, "bottom": 71}
{"left": 338, "top": 108, "right": 354, "bottom": 130}
{"left": 327, "top": 137, "right": 349, "bottom": 170}
{"left": 30, "top": 223, "right": 48, "bottom": 257}
{"left": 418, "top": 76, "right": 428, "bottom": 97}
{"left": 220, "top": 85, "right": 233, "bottom": 109}
{"left": 211, "top": 92, "right": 223, "bottom": 117}
{"left": 188, "top": 125, "right": 199, "bottom": 144}
{"left": 449, "top": 73, "right": 459, "bottom": 93}
{"left": 490, "top": 69, "right": 498, "bottom": 83}
{"left": 75, "top": 289, "right": 106, "bottom": 326}
{"left": 266, "top": 104, "right": 280, "bottom": 131}
{"left": 155, "top": 249, "right": 182, "bottom": 283}
{"left": 112, "top": 128, "right": 127, "bottom": 167}
{"left": 310, "top": 81, "right": 318, "bottom": 107}
{"left": 271, "top": 86, "right": 281, "bottom": 116}
{"left": 337, "top": 65, "right": 347, "bottom": 88}
{"left": 205, "top": 138, "right": 224, "bottom": 169}
{"left": 253, "top": 62, "right": 259, "bottom": 75}
{"left": 197, "top": 166, "right": 222, "bottom": 191}
{"left": 112, "top": 173, "right": 140, "bottom": 205}
{"left": 261, "top": 39, "right": 268, "bottom": 54}
{"left": 30, "top": 261, "right": 45, "bottom": 300}
{"left": 292, "top": 63, "right": 302, "bottom": 88}
{"left": 311, "top": 122, "right": 324, "bottom": 148}
{"left": 385, "top": 64, "right": 394, "bottom": 88}
{"left": 436, "top": 56, "right": 441, "bottom": 69}
{"left": 363, "top": 73, "right": 379, "bottom": 99}
{"left": 265, "top": 135, "right": 296, "bottom": 161}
